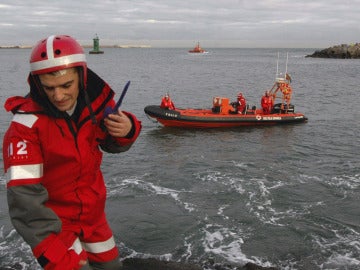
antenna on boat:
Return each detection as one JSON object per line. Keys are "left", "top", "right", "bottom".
{"left": 285, "top": 52, "right": 289, "bottom": 77}
{"left": 276, "top": 52, "right": 279, "bottom": 79}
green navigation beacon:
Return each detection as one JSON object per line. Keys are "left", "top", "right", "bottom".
{"left": 89, "top": 34, "right": 104, "bottom": 54}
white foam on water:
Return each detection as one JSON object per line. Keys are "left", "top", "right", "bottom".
{"left": 298, "top": 174, "right": 322, "bottom": 184}
{"left": 104, "top": 167, "right": 359, "bottom": 269}
{"left": 229, "top": 160, "right": 249, "bottom": 168}
{"left": 245, "top": 178, "right": 289, "bottom": 226}
{"left": 202, "top": 223, "right": 247, "bottom": 264}
{"left": 300, "top": 173, "right": 360, "bottom": 197}
{"left": 245, "top": 176, "right": 333, "bottom": 229}
{"left": 195, "top": 170, "right": 223, "bottom": 183}
{"left": 145, "top": 180, "right": 196, "bottom": 212}
{"left": 181, "top": 234, "right": 194, "bottom": 261}
{"left": 0, "top": 228, "right": 40, "bottom": 269}
{"left": 195, "top": 170, "right": 246, "bottom": 195}
{"left": 217, "top": 205, "right": 230, "bottom": 220}
{"left": 313, "top": 225, "right": 360, "bottom": 269}
{"left": 328, "top": 174, "right": 360, "bottom": 190}
{"left": 195, "top": 170, "right": 301, "bottom": 227}
{"left": 122, "top": 245, "right": 173, "bottom": 262}
{"left": 109, "top": 176, "right": 197, "bottom": 213}
{"left": 200, "top": 223, "right": 275, "bottom": 268}
{"left": 118, "top": 241, "right": 174, "bottom": 262}
{"left": 228, "top": 178, "right": 246, "bottom": 194}
{"left": 267, "top": 180, "right": 286, "bottom": 190}
{"left": 320, "top": 253, "right": 360, "bottom": 269}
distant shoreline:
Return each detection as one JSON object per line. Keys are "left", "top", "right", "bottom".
{"left": 0, "top": 45, "right": 32, "bottom": 49}
{"left": 0, "top": 45, "right": 151, "bottom": 49}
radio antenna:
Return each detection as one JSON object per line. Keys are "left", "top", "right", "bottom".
{"left": 276, "top": 52, "right": 279, "bottom": 79}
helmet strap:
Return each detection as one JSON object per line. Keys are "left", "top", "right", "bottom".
{"left": 84, "top": 91, "right": 97, "bottom": 125}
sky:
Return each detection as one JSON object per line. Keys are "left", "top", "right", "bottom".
{"left": 1, "top": 0, "right": 360, "bottom": 48}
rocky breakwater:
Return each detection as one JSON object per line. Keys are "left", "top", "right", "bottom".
{"left": 306, "top": 43, "right": 360, "bottom": 58}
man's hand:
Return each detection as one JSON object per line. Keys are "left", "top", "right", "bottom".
{"left": 103, "top": 110, "right": 132, "bottom": 138}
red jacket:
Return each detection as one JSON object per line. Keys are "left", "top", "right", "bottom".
{"left": 236, "top": 96, "right": 246, "bottom": 113}
{"left": 3, "top": 68, "right": 141, "bottom": 262}
{"left": 261, "top": 95, "right": 274, "bottom": 114}
{"left": 160, "top": 97, "right": 175, "bottom": 110}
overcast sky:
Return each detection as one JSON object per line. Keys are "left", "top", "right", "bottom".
{"left": 1, "top": 0, "right": 360, "bottom": 48}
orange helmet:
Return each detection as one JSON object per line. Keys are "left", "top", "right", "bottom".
{"left": 30, "top": 35, "right": 87, "bottom": 88}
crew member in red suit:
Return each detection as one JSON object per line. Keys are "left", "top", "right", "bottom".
{"left": 261, "top": 90, "right": 274, "bottom": 114}
{"left": 235, "top": 92, "right": 246, "bottom": 114}
{"left": 160, "top": 93, "right": 175, "bottom": 110}
{"left": 2, "top": 35, "right": 142, "bottom": 270}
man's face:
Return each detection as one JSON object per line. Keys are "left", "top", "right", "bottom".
{"left": 39, "top": 67, "right": 80, "bottom": 112}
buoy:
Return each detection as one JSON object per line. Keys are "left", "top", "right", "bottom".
{"left": 89, "top": 34, "right": 104, "bottom": 54}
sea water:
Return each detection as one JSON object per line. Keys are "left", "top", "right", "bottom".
{"left": 0, "top": 48, "right": 359, "bottom": 269}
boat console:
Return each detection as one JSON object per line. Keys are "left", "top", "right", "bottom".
{"left": 212, "top": 97, "right": 235, "bottom": 114}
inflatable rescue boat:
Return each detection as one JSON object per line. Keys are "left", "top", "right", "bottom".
{"left": 145, "top": 75, "right": 307, "bottom": 129}
{"left": 144, "top": 102, "right": 307, "bottom": 128}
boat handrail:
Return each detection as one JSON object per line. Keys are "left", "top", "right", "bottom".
{"left": 275, "top": 77, "right": 287, "bottom": 83}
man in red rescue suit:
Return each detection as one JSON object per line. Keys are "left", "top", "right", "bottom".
{"left": 160, "top": 93, "right": 175, "bottom": 110}
{"left": 234, "top": 92, "right": 246, "bottom": 114}
{"left": 261, "top": 90, "right": 274, "bottom": 114}
{"left": 2, "top": 35, "right": 142, "bottom": 270}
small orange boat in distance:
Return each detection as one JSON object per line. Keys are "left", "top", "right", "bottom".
{"left": 188, "top": 42, "right": 208, "bottom": 53}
